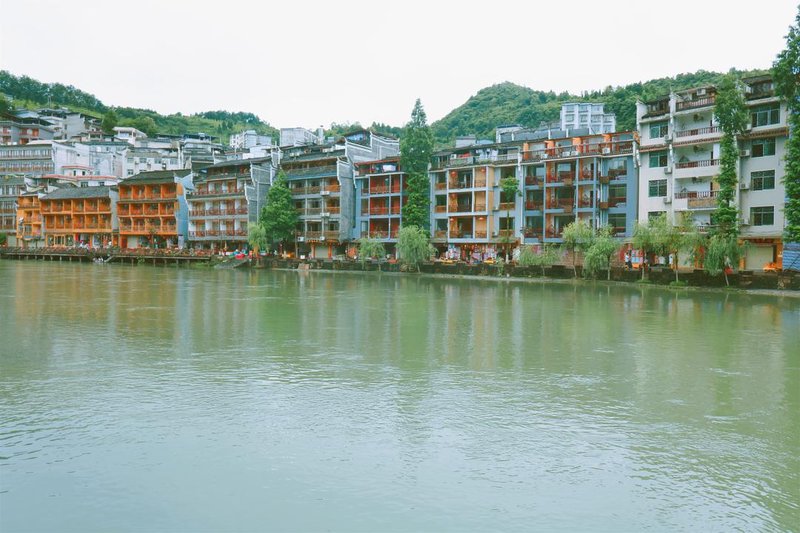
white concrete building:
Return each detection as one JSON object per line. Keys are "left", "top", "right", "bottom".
{"left": 561, "top": 103, "right": 616, "bottom": 134}
{"left": 229, "top": 130, "right": 273, "bottom": 150}
{"left": 636, "top": 76, "right": 788, "bottom": 270}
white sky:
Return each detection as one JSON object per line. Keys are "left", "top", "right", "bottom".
{"left": 0, "top": 0, "right": 796, "bottom": 130}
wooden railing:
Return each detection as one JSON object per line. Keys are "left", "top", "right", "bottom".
{"left": 676, "top": 97, "right": 715, "bottom": 111}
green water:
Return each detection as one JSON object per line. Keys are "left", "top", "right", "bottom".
{"left": 0, "top": 261, "right": 798, "bottom": 532}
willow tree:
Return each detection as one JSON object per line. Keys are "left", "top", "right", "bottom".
{"left": 774, "top": 6, "right": 800, "bottom": 243}
{"left": 400, "top": 99, "right": 434, "bottom": 230}
{"left": 713, "top": 75, "right": 748, "bottom": 239}
{"left": 561, "top": 219, "right": 594, "bottom": 277}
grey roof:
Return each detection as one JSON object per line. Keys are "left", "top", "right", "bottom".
{"left": 43, "top": 186, "right": 113, "bottom": 200}
{"left": 124, "top": 169, "right": 191, "bottom": 184}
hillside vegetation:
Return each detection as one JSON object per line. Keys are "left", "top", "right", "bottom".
{"left": 431, "top": 69, "right": 767, "bottom": 143}
{"left": 1, "top": 68, "right": 769, "bottom": 147}
{"left": 0, "top": 71, "right": 279, "bottom": 143}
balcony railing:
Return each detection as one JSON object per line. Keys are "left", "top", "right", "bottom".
{"left": 498, "top": 202, "right": 515, "bottom": 211}
{"left": 193, "top": 187, "right": 243, "bottom": 197}
{"left": 525, "top": 176, "right": 543, "bottom": 186}
{"left": 676, "top": 97, "right": 715, "bottom": 111}
{"left": 432, "top": 230, "right": 447, "bottom": 241}
{"left": 675, "top": 159, "right": 719, "bottom": 169}
{"left": 525, "top": 201, "right": 543, "bottom": 211}
{"left": 523, "top": 227, "right": 543, "bottom": 239}
{"left": 674, "top": 125, "right": 721, "bottom": 138}
{"left": 474, "top": 203, "right": 486, "bottom": 211}
{"left": 434, "top": 182, "right": 447, "bottom": 191}
{"left": 434, "top": 205, "right": 447, "bottom": 213}
{"left": 608, "top": 196, "right": 627, "bottom": 206}
{"left": 475, "top": 230, "right": 488, "bottom": 239}
{"left": 449, "top": 231, "right": 473, "bottom": 239}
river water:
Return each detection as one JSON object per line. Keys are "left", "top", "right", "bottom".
{"left": 0, "top": 261, "right": 798, "bottom": 532}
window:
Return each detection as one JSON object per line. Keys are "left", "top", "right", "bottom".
{"left": 751, "top": 104, "right": 780, "bottom": 128}
{"left": 751, "top": 206, "right": 774, "bottom": 226}
{"left": 649, "top": 151, "right": 668, "bottom": 168}
{"left": 648, "top": 211, "right": 666, "bottom": 221}
{"left": 752, "top": 138, "right": 776, "bottom": 157}
{"left": 649, "top": 179, "right": 667, "bottom": 197}
{"left": 649, "top": 122, "right": 668, "bottom": 139}
{"left": 751, "top": 170, "right": 775, "bottom": 191}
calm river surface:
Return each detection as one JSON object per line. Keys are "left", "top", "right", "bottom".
{"left": 1, "top": 261, "right": 798, "bottom": 532}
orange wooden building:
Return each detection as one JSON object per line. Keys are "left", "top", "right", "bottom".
{"left": 117, "top": 170, "right": 191, "bottom": 249}
{"left": 40, "top": 186, "right": 116, "bottom": 247}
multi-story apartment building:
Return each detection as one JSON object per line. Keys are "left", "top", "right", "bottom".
{"left": 429, "top": 132, "right": 637, "bottom": 260}
{"left": 0, "top": 116, "right": 55, "bottom": 145}
{"left": 429, "top": 141, "right": 521, "bottom": 260}
{"left": 280, "top": 129, "right": 398, "bottom": 258}
{"left": 40, "top": 186, "right": 117, "bottom": 247}
{"left": 354, "top": 157, "right": 407, "bottom": 254}
{"left": 16, "top": 193, "right": 43, "bottom": 248}
{"left": 560, "top": 103, "right": 617, "bottom": 134}
{"left": 636, "top": 76, "right": 788, "bottom": 269}
{"left": 0, "top": 142, "right": 56, "bottom": 177}
{"left": 187, "top": 156, "right": 275, "bottom": 250}
{"left": 230, "top": 130, "right": 273, "bottom": 151}
{"left": 1, "top": 176, "right": 24, "bottom": 245}
{"left": 117, "top": 170, "right": 192, "bottom": 249}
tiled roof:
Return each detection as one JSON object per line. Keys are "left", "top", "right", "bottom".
{"left": 124, "top": 169, "right": 191, "bottom": 184}
{"left": 42, "top": 186, "right": 113, "bottom": 200}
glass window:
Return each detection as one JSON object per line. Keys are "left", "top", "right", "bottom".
{"left": 751, "top": 104, "right": 780, "bottom": 128}
{"left": 752, "top": 138, "right": 776, "bottom": 157}
{"left": 648, "top": 179, "right": 667, "bottom": 197}
{"left": 751, "top": 170, "right": 775, "bottom": 190}
{"left": 751, "top": 206, "right": 774, "bottom": 226}
{"left": 649, "top": 122, "right": 668, "bottom": 139}
{"left": 649, "top": 151, "right": 668, "bottom": 168}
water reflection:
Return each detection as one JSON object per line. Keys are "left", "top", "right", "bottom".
{"left": 0, "top": 262, "right": 798, "bottom": 531}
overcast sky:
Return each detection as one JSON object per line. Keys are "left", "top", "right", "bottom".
{"left": 0, "top": 0, "right": 796, "bottom": 129}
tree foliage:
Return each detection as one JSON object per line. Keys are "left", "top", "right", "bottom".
{"left": 518, "top": 244, "right": 560, "bottom": 276}
{"left": 704, "top": 234, "right": 746, "bottom": 286}
{"left": 649, "top": 213, "right": 686, "bottom": 282}
{"left": 499, "top": 175, "right": 520, "bottom": 202}
{"left": 584, "top": 225, "right": 620, "bottom": 280}
{"left": 400, "top": 99, "right": 434, "bottom": 229}
{"left": 247, "top": 222, "right": 267, "bottom": 255}
{"left": 358, "top": 238, "right": 386, "bottom": 263}
{"left": 713, "top": 75, "right": 748, "bottom": 238}
{"left": 632, "top": 219, "right": 657, "bottom": 279}
{"left": 259, "top": 171, "right": 299, "bottom": 247}
{"left": 561, "top": 219, "right": 595, "bottom": 277}
{"left": 774, "top": 6, "right": 800, "bottom": 242}
{"left": 0, "top": 94, "right": 11, "bottom": 115}
{"left": 101, "top": 108, "right": 118, "bottom": 134}
{"left": 396, "top": 225, "right": 433, "bottom": 271}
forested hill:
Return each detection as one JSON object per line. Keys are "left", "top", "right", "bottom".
{"left": 0, "top": 71, "right": 279, "bottom": 142}
{"left": 430, "top": 69, "right": 767, "bottom": 143}
{"left": 1, "top": 68, "right": 769, "bottom": 146}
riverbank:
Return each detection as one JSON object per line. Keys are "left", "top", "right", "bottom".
{"left": 3, "top": 248, "right": 798, "bottom": 293}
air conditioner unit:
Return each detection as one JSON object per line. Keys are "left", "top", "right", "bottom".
{"left": 740, "top": 181, "right": 750, "bottom": 190}
{"left": 602, "top": 147, "right": 611, "bottom": 154}
{"left": 740, "top": 217, "right": 750, "bottom": 226}
{"left": 697, "top": 88, "right": 707, "bottom": 96}
{"left": 664, "top": 133, "right": 673, "bottom": 142}
{"left": 298, "top": 236, "right": 305, "bottom": 242}
{"left": 541, "top": 153, "right": 549, "bottom": 159}
{"left": 570, "top": 150, "right": 579, "bottom": 156}
{"left": 739, "top": 149, "right": 750, "bottom": 158}
{"left": 664, "top": 165, "right": 673, "bottom": 174}
{"left": 663, "top": 197, "right": 672, "bottom": 204}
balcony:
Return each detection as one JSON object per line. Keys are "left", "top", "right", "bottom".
{"left": 525, "top": 201, "right": 543, "bottom": 211}
{"left": 578, "top": 198, "right": 594, "bottom": 209}
{"left": 284, "top": 165, "right": 337, "bottom": 180}
{"left": 434, "top": 182, "right": 447, "bottom": 191}
{"left": 674, "top": 125, "right": 721, "bottom": 138}
{"left": 525, "top": 176, "right": 543, "bottom": 187}
{"left": 547, "top": 172, "right": 575, "bottom": 185}
{"left": 523, "top": 227, "right": 543, "bottom": 239}
{"left": 434, "top": 205, "right": 447, "bottom": 213}
{"left": 675, "top": 190, "right": 719, "bottom": 210}
{"left": 498, "top": 229, "right": 515, "bottom": 238}
{"left": 545, "top": 227, "right": 563, "bottom": 239}
{"left": 475, "top": 230, "right": 488, "bottom": 239}
{"left": 676, "top": 97, "right": 715, "bottom": 112}
{"left": 369, "top": 206, "right": 389, "bottom": 215}
{"left": 498, "top": 202, "right": 515, "bottom": 211}
{"left": 474, "top": 203, "right": 487, "bottom": 212}
{"left": 193, "top": 187, "right": 243, "bottom": 197}
{"left": 432, "top": 230, "right": 447, "bottom": 242}
{"left": 449, "top": 231, "right": 473, "bottom": 239}
{"left": 449, "top": 204, "right": 473, "bottom": 213}
{"left": 675, "top": 159, "right": 719, "bottom": 170}
{"left": 608, "top": 196, "right": 627, "bottom": 207}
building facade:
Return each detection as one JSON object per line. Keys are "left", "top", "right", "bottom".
{"left": 1, "top": 176, "right": 24, "bottom": 245}
{"left": 117, "top": 170, "right": 192, "bottom": 249}
{"left": 354, "top": 157, "right": 407, "bottom": 253}
{"left": 187, "top": 157, "right": 275, "bottom": 250}
{"left": 429, "top": 132, "right": 637, "bottom": 260}
{"left": 636, "top": 76, "right": 788, "bottom": 269}
{"left": 40, "top": 186, "right": 117, "bottom": 247}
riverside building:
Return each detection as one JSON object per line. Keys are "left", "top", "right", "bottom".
{"left": 636, "top": 76, "right": 789, "bottom": 270}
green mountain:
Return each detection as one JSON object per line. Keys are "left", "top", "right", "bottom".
{"left": 1, "top": 68, "right": 770, "bottom": 147}
{"left": 0, "top": 71, "right": 279, "bottom": 143}
{"left": 431, "top": 69, "right": 768, "bottom": 143}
